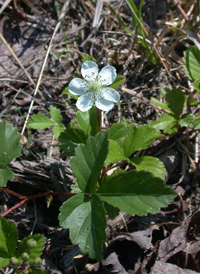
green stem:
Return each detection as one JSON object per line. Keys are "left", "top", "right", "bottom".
{"left": 96, "top": 108, "right": 102, "bottom": 132}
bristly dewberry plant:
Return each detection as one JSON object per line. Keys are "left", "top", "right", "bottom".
{"left": 2, "top": 57, "right": 178, "bottom": 263}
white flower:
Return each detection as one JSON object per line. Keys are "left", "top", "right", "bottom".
{"left": 68, "top": 61, "right": 120, "bottom": 112}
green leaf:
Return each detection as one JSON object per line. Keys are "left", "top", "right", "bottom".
{"left": 0, "top": 250, "right": 10, "bottom": 269}
{"left": 151, "top": 97, "right": 172, "bottom": 113}
{"left": 49, "top": 105, "right": 62, "bottom": 124}
{"left": 59, "top": 128, "right": 88, "bottom": 156}
{"left": 165, "top": 88, "right": 185, "bottom": 118}
{"left": 109, "top": 123, "right": 126, "bottom": 146}
{"left": 130, "top": 156, "right": 166, "bottom": 180}
{"left": 194, "top": 114, "right": 200, "bottom": 129}
{"left": 79, "top": 52, "right": 96, "bottom": 63}
{"left": 180, "top": 113, "right": 196, "bottom": 128}
{"left": 183, "top": 45, "right": 200, "bottom": 81}
{"left": 193, "top": 79, "right": 200, "bottom": 92}
{"left": 0, "top": 217, "right": 18, "bottom": 255}
{"left": 105, "top": 140, "right": 125, "bottom": 166}
{"left": 59, "top": 193, "right": 106, "bottom": 261}
{"left": 152, "top": 88, "right": 186, "bottom": 118}
{"left": 76, "top": 107, "right": 99, "bottom": 136}
{"left": 52, "top": 124, "right": 65, "bottom": 138}
{"left": 109, "top": 76, "right": 126, "bottom": 89}
{"left": 150, "top": 113, "right": 179, "bottom": 135}
{"left": 98, "top": 170, "right": 176, "bottom": 216}
{"left": 0, "top": 167, "right": 14, "bottom": 187}
{"left": 0, "top": 121, "right": 21, "bottom": 169}
{"left": 15, "top": 234, "right": 45, "bottom": 260}
{"left": 62, "top": 87, "right": 78, "bottom": 99}
{"left": 28, "top": 113, "right": 54, "bottom": 129}
{"left": 103, "top": 202, "right": 119, "bottom": 220}
{"left": 123, "top": 125, "right": 163, "bottom": 157}
{"left": 71, "top": 131, "right": 108, "bottom": 193}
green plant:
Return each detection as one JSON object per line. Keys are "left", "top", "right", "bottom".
{"left": 0, "top": 121, "right": 22, "bottom": 187}
{"left": 0, "top": 216, "right": 48, "bottom": 273}
{"left": 150, "top": 45, "right": 200, "bottom": 134}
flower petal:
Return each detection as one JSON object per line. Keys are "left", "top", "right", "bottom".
{"left": 98, "top": 66, "right": 117, "bottom": 85}
{"left": 68, "top": 78, "right": 88, "bottom": 96}
{"left": 76, "top": 94, "right": 94, "bottom": 112}
{"left": 101, "top": 87, "right": 120, "bottom": 103}
{"left": 95, "top": 98, "right": 114, "bottom": 111}
{"left": 81, "top": 61, "right": 98, "bottom": 81}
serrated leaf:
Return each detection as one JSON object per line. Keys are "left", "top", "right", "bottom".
{"left": 52, "top": 124, "right": 65, "bottom": 138}
{"left": 59, "top": 128, "right": 88, "bottom": 156}
{"left": 123, "top": 125, "right": 163, "bottom": 157}
{"left": 150, "top": 113, "right": 179, "bottom": 135}
{"left": 49, "top": 105, "right": 62, "bottom": 124}
{"left": 105, "top": 140, "right": 125, "bottom": 166}
{"left": 71, "top": 131, "right": 108, "bottom": 193}
{"left": 16, "top": 234, "right": 45, "bottom": 260}
{"left": 109, "top": 76, "right": 126, "bottom": 89}
{"left": 76, "top": 107, "right": 99, "bottom": 136}
{"left": 28, "top": 113, "right": 54, "bottom": 129}
{"left": 180, "top": 113, "right": 196, "bottom": 128}
{"left": 130, "top": 156, "right": 166, "bottom": 180}
{"left": 59, "top": 193, "right": 106, "bottom": 261}
{"left": 109, "top": 123, "right": 126, "bottom": 146}
{"left": 183, "top": 45, "right": 200, "bottom": 81}
{"left": 0, "top": 167, "right": 14, "bottom": 187}
{"left": 98, "top": 170, "right": 176, "bottom": 216}
{"left": 0, "top": 121, "right": 21, "bottom": 169}
{"left": 0, "top": 217, "right": 18, "bottom": 256}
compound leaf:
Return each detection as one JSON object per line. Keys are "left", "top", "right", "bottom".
{"left": 98, "top": 170, "right": 176, "bottom": 216}
{"left": 59, "top": 193, "right": 106, "bottom": 261}
{"left": 71, "top": 131, "right": 108, "bottom": 193}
